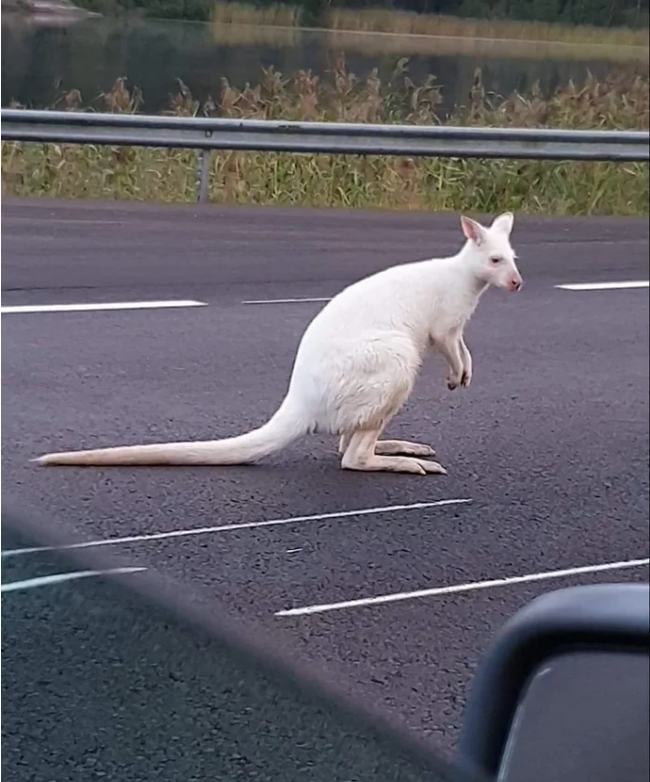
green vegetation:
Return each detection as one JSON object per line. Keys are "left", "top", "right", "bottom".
{"left": 321, "top": 5, "right": 649, "bottom": 46}
{"left": 209, "top": 12, "right": 648, "bottom": 64}
{"left": 72, "top": 0, "right": 649, "bottom": 39}
{"left": 2, "top": 63, "right": 648, "bottom": 216}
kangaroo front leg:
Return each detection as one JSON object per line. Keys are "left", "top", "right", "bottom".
{"left": 459, "top": 335, "right": 472, "bottom": 388}
{"left": 437, "top": 336, "right": 464, "bottom": 391}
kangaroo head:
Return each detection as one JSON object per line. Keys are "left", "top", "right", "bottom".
{"left": 460, "top": 212, "right": 523, "bottom": 293}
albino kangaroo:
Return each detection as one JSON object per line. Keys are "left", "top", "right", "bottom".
{"left": 34, "top": 211, "right": 522, "bottom": 475}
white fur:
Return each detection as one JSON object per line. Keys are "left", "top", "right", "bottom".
{"left": 34, "top": 212, "right": 522, "bottom": 475}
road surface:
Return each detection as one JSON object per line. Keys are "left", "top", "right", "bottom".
{"left": 2, "top": 198, "right": 649, "bottom": 759}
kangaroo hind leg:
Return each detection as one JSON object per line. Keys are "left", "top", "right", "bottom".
{"left": 338, "top": 432, "right": 352, "bottom": 455}
{"left": 340, "top": 434, "right": 434, "bottom": 458}
{"left": 334, "top": 333, "right": 443, "bottom": 472}
{"left": 375, "top": 439, "right": 435, "bottom": 457}
{"left": 341, "top": 430, "right": 446, "bottom": 475}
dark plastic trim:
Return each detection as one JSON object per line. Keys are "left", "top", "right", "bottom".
{"left": 457, "top": 582, "right": 650, "bottom": 778}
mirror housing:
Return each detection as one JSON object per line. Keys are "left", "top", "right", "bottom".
{"left": 458, "top": 582, "right": 650, "bottom": 780}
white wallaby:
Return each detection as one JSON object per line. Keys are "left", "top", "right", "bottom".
{"left": 34, "top": 211, "right": 522, "bottom": 475}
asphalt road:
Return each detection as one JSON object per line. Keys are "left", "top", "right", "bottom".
{"left": 2, "top": 198, "right": 649, "bottom": 761}
{"left": 2, "top": 518, "right": 473, "bottom": 782}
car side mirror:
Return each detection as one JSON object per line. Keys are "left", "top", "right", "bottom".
{"left": 457, "top": 582, "right": 650, "bottom": 782}
{"left": 4, "top": 505, "right": 647, "bottom": 782}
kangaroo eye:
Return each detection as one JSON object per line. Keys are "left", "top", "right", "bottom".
{"left": 490, "top": 256, "right": 501, "bottom": 264}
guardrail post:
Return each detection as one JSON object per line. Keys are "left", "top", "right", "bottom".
{"left": 197, "top": 150, "right": 212, "bottom": 203}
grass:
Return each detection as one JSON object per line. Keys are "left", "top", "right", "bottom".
{"left": 209, "top": 23, "right": 649, "bottom": 64}
{"left": 324, "top": 7, "right": 649, "bottom": 48}
{"left": 209, "top": 3, "right": 649, "bottom": 64}
{"left": 209, "top": 2, "right": 649, "bottom": 50}
{"left": 211, "top": 1, "right": 299, "bottom": 27}
{"left": 2, "top": 61, "right": 648, "bottom": 216}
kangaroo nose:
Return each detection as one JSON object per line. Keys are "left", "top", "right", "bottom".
{"left": 510, "top": 277, "right": 522, "bottom": 291}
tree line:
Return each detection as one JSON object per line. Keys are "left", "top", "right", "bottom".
{"left": 74, "top": 0, "right": 650, "bottom": 29}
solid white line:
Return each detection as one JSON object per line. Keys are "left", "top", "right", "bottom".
{"left": 0, "top": 499, "right": 471, "bottom": 557}
{"left": 556, "top": 281, "right": 649, "bottom": 291}
{"left": 0, "top": 567, "right": 146, "bottom": 593}
{"left": 0, "top": 300, "right": 208, "bottom": 314}
{"left": 6, "top": 217, "right": 123, "bottom": 226}
{"left": 242, "top": 297, "right": 333, "bottom": 305}
{"left": 275, "top": 557, "right": 650, "bottom": 617}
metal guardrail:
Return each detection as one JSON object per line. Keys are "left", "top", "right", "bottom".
{"left": 2, "top": 108, "right": 648, "bottom": 203}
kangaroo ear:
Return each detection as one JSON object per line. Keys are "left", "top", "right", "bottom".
{"left": 491, "top": 211, "right": 514, "bottom": 235}
{"left": 460, "top": 215, "right": 486, "bottom": 246}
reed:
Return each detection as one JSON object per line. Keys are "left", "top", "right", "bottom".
{"left": 209, "top": 22, "right": 648, "bottom": 64}
{"left": 324, "top": 7, "right": 648, "bottom": 48}
{"left": 2, "top": 62, "right": 648, "bottom": 216}
{"left": 207, "top": 1, "right": 648, "bottom": 49}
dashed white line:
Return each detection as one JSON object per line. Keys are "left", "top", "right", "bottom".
{"left": 275, "top": 557, "right": 650, "bottom": 617}
{"left": 242, "top": 297, "right": 332, "bottom": 305}
{"left": 0, "top": 499, "right": 471, "bottom": 557}
{"left": 0, "top": 567, "right": 147, "bottom": 593}
{"left": 0, "top": 300, "right": 208, "bottom": 314}
{"left": 556, "top": 280, "right": 649, "bottom": 291}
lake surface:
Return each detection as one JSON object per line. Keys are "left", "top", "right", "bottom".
{"left": 2, "top": 15, "right": 646, "bottom": 116}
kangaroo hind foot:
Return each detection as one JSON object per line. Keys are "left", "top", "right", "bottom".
{"left": 338, "top": 434, "right": 435, "bottom": 458}
{"left": 340, "top": 430, "right": 446, "bottom": 476}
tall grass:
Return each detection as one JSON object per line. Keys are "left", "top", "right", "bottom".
{"left": 208, "top": 1, "right": 649, "bottom": 49}
{"left": 211, "top": 0, "right": 299, "bottom": 27}
{"left": 2, "top": 62, "right": 648, "bottom": 216}
{"left": 209, "top": 22, "right": 649, "bottom": 64}
{"left": 324, "top": 7, "right": 649, "bottom": 48}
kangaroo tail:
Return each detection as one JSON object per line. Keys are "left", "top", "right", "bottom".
{"left": 33, "top": 394, "right": 309, "bottom": 467}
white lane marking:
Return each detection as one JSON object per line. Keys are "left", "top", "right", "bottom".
{"left": 0, "top": 567, "right": 146, "bottom": 593}
{"left": 275, "top": 557, "right": 650, "bottom": 617}
{"left": 556, "top": 281, "right": 649, "bottom": 291}
{"left": 0, "top": 499, "right": 471, "bottom": 557}
{"left": 5, "top": 217, "right": 124, "bottom": 226}
{"left": 0, "top": 300, "right": 208, "bottom": 314}
{"left": 242, "top": 297, "right": 332, "bottom": 305}
{"left": 245, "top": 280, "right": 650, "bottom": 304}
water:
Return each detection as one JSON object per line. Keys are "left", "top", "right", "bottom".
{"left": 1, "top": 15, "right": 645, "bottom": 117}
